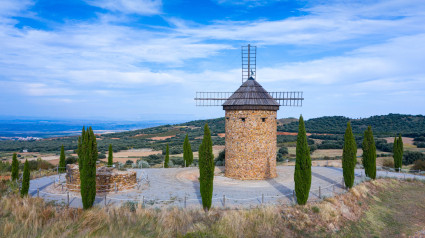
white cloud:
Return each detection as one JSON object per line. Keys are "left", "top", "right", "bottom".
{"left": 85, "top": 0, "right": 162, "bottom": 15}
{"left": 0, "top": 0, "right": 33, "bottom": 17}
{"left": 213, "top": 0, "right": 282, "bottom": 7}
{"left": 22, "top": 83, "right": 77, "bottom": 96}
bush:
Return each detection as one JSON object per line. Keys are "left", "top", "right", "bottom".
{"left": 171, "top": 157, "right": 184, "bottom": 166}
{"left": 413, "top": 136, "right": 425, "bottom": 142}
{"left": 215, "top": 150, "right": 225, "bottom": 166}
{"left": 402, "top": 151, "right": 425, "bottom": 165}
{"left": 65, "top": 156, "right": 78, "bottom": 165}
{"left": 411, "top": 160, "right": 425, "bottom": 171}
{"left": 278, "top": 147, "right": 288, "bottom": 155}
{"left": 276, "top": 153, "right": 284, "bottom": 162}
{"left": 125, "top": 160, "right": 134, "bottom": 166}
{"left": 382, "top": 158, "right": 394, "bottom": 168}
{"left": 144, "top": 154, "right": 164, "bottom": 166}
{"left": 98, "top": 153, "right": 106, "bottom": 159}
{"left": 414, "top": 142, "right": 425, "bottom": 148}
{"left": 309, "top": 144, "right": 317, "bottom": 154}
{"left": 136, "top": 160, "right": 150, "bottom": 168}
{"left": 0, "top": 161, "right": 11, "bottom": 172}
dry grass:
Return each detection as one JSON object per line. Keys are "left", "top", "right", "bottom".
{"left": 0, "top": 179, "right": 424, "bottom": 237}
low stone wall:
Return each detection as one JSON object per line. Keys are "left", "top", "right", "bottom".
{"left": 66, "top": 164, "right": 137, "bottom": 193}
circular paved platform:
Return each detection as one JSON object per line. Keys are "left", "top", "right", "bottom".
{"left": 28, "top": 166, "right": 424, "bottom": 208}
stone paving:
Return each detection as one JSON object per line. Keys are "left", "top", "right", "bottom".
{"left": 29, "top": 166, "right": 425, "bottom": 209}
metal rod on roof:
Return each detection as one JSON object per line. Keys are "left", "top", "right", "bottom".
{"left": 248, "top": 44, "right": 250, "bottom": 79}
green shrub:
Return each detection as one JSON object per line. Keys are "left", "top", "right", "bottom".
{"left": 0, "top": 161, "right": 11, "bottom": 172}
{"left": 276, "top": 153, "right": 284, "bottom": 162}
{"left": 403, "top": 151, "right": 425, "bottom": 165}
{"left": 411, "top": 160, "right": 425, "bottom": 171}
{"left": 215, "top": 150, "right": 225, "bottom": 166}
{"left": 65, "top": 156, "right": 78, "bottom": 165}
{"left": 278, "top": 147, "right": 288, "bottom": 155}
{"left": 136, "top": 160, "right": 150, "bottom": 168}
{"left": 382, "top": 158, "right": 394, "bottom": 168}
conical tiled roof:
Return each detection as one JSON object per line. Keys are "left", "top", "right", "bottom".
{"left": 223, "top": 77, "right": 280, "bottom": 111}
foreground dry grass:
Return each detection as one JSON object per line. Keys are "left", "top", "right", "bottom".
{"left": 0, "top": 179, "right": 424, "bottom": 238}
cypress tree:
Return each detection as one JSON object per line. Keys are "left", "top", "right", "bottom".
{"left": 183, "top": 134, "right": 193, "bottom": 167}
{"left": 362, "top": 126, "right": 376, "bottom": 179}
{"left": 11, "top": 153, "right": 19, "bottom": 181}
{"left": 164, "top": 144, "right": 170, "bottom": 168}
{"left": 393, "top": 136, "right": 400, "bottom": 171}
{"left": 294, "top": 115, "right": 311, "bottom": 205}
{"left": 108, "top": 144, "right": 113, "bottom": 167}
{"left": 59, "top": 145, "right": 66, "bottom": 172}
{"left": 21, "top": 159, "right": 30, "bottom": 197}
{"left": 79, "top": 126, "right": 97, "bottom": 209}
{"left": 342, "top": 122, "right": 357, "bottom": 188}
{"left": 199, "top": 123, "right": 215, "bottom": 211}
{"left": 397, "top": 134, "right": 403, "bottom": 171}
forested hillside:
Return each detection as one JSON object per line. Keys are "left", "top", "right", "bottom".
{"left": 279, "top": 114, "right": 425, "bottom": 136}
{"left": 0, "top": 114, "right": 424, "bottom": 154}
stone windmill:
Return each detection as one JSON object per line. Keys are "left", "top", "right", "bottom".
{"left": 195, "top": 45, "right": 304, "bottom": 180}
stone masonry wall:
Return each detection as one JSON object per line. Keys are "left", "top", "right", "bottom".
{"left": 66, "top": 164, "right": 137, "bottom": 193}
{"left": 224, "top": 110, "right": 277, "bottom": 180}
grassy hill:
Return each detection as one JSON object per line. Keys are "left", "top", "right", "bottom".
{"left": 1, "top": 178, "right": 424, "bottom": 237}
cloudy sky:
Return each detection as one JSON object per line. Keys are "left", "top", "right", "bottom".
{"left": 0, "top": 0, "right": 424, "bottom": 121}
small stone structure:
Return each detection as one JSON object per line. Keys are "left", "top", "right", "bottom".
{"left": 223, "top": 77, "right": 279, "bottom": 180}
{"left": 65, "top": 164, "right": 137, "bottom": 193}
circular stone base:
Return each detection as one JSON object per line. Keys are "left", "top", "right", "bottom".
{"left": 65, "top": 164, "right": 137, "bottom": 193}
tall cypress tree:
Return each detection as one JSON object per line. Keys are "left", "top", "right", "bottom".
{"left": 11, "top": 153, "right": 19, "bottom": 181}
{"left": 164, "top": 144, "right": 170, "bottom": 168}
{"left": 393, "top": 136, "right": 400, "bottom": 171}
{"left": 59, "top": 145, "right": 66, "bottom": 172}
{"left": 108, "top": 144, "right": 113, "bottom": 167}
{"left": 21, "top": 159, "right": 30, "bottom": 197}
{"left": 79, "top": 126, "right": 97, "bottom": 209}
{"left": 199, "top": 123, "right": 215, "bottom": 211}
{"left": 294, "top": 115, "right": 311, "bottom": 205}
{"left": 183, "top": 134, "right": 193, "bottom": 167}
{"left": 342, "top": 122, "right": 357, "bottom": 188}
{"left": 397, "top": 134, "right": 403, "bottom": 171}
{"left": 362, "top": 126, "right": 376, "bottom": 179}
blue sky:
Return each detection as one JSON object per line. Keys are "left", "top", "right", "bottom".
{"left": 0, "top": 0, "right": 424, "bottom": 121}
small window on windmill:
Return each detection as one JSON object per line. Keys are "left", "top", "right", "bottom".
{"left": 261, "top": 118, "right": 266, "bottom": 122}
{"left": 226, "top": 117, "right": 229, "bottom": 120}
{"left": 241, "top": 118, "right": 246, "bottom": 122}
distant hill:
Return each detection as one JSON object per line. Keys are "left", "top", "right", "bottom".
{"left": 0, "top": 114, "right": 424, "bottom": 154}
{"left": 278, "top": 114, "right": 425, "bottom": 136}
